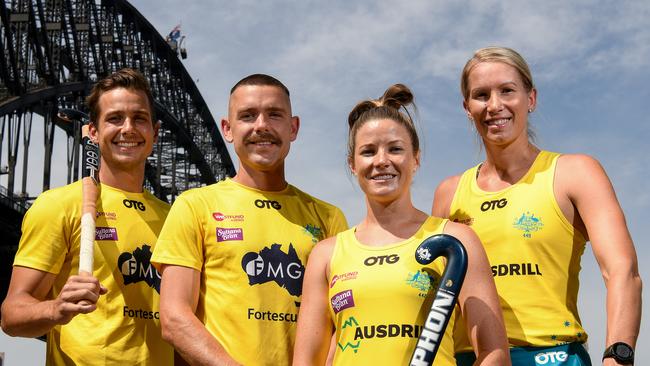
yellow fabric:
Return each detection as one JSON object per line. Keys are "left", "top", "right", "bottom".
{"left": 14, "top": 181, "right": 173, "bottom": 366}
{"left": 151, "top": 178, "right": 348, "bottom": 366}
{"left": 329, "top": 217, "right": 457, "bottom": 366}
{"left": 449, "top": 151, "right": 588, "bottom": 352}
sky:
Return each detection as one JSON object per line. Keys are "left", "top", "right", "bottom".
{"left": 1, "top": 0, "right": 648, "bottom": 364}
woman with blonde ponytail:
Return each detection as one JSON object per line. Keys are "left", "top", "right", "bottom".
{"left": 293, "top": 84, "right": 509, "bottom": 366}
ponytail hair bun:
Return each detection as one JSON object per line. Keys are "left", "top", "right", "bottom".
{"left": 346, "top": 84, "right": 419, "bottom": 160}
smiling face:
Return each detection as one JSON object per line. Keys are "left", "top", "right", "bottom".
{"left": 89, "top": 87, "right": 159, "bottom": 174}
{"left": 350, "top": 118, "right": 420, "bottom": 204}
{"left": 464, "top": 61, "right": 536, "bottom": 148}
{"left": 221, "top": 85, "right": 299, "bottom": 173}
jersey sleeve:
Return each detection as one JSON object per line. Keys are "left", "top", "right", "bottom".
{"left": 326, "top": 206, "right": 349, "bottom": 238}
{"left": 14, "top": 193, "right": 70, "bottom": 274}
{"left": 151, "top": 194, "right": 204, "bottom": 271}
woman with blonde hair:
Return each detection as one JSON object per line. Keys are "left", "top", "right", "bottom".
{"left": 433, "top": 47, "right": 641, "bottom": 365}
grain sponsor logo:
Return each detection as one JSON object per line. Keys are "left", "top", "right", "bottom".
{"left": 216, "top": 227, "right": 244, "bottom": 242}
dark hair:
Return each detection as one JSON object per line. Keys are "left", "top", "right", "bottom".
{"left": 347, "top": 84, "right": 418, "bottom": 160}
{"left": 230, "top": 73, "right": 290, "bottom": 97}
{"left": 86, "top": 68, "right": 155, "bottom": 123}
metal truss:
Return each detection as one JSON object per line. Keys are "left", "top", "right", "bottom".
{"left": 0, "top": 0, "right": 235, "bottom": 210}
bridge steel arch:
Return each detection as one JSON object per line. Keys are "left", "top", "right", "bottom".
{"left": 0, "top": 0, "right": 235, "bottom": 301}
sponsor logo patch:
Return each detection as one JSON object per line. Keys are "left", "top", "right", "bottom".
{"left": 534, "top": 350, "right": 568, "bottom": 365}
{"left": 216, "top": 227, "right": 244, "bottom": 242}
{"left": 96, "top": 211, "right": 117, "bottom": 220}
{"left": 363, "top": 254, "right": 399, "bottom": 266}
{"left": 241, "top": 243, "right": 304, "bottom": 296}
{"left": 95, "top": 226, "right": 118, "bottom": 241}
{"left": 331, "top": 289, "right": 355, "bottom": 314}
{"left": 254, "top": 199, "right": 281, "bottom": 209}
{"left": 212, "top": 212, "right": 245, "bottom": 222}
{"left": 122, "top": 199, "right": 146, "bottom": 211}
{"left": 117, "top": 244, "right": 161, "bottom": 293}
{"left": 480, "top": 198, "right": 508, "bottom": 211}
{"left": 330, "top": 271, "right": 358, "bottom": 288}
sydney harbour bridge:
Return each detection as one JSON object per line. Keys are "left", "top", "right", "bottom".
{"left": 0, "top": 0, "right": 235, "bottom": 301}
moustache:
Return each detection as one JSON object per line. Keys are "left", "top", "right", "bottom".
{"left": 245, "top": 131, "right": 280, "bottom": 145}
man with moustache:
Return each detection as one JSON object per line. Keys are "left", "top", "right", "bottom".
{"left": 152, "top": 74, "right": 348, "bottom": 365}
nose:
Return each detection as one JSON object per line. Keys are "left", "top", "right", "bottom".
{"left": 253, "top": 114, "right": 270, "bottom": 131}
{"left": 486, "top": 91, "right": 503, "bottom": 113}
{"left": 122, "top": 116, "right": 136, "bottom": 133}
{"left": 374, "top": 148, "right": 390, "bottom": 167}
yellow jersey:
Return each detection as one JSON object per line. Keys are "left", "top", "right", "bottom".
{"left": 14, "top": 181, "right": 173, "bottom": 365}
{"left": 449, "top": 151, "right": 588, "bottom": 352}
{"left": 152, "top": 178, "right": 348, "bottom": 365}
{"left": 328, "top": 216, "right": 457, "bottom": 366}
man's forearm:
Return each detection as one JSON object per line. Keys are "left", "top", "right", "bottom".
{"left": 163, "top": 309, "right": 240, "bottom": 366}
{"left": 1, "top": 295, "right": 59, "bottom": 337}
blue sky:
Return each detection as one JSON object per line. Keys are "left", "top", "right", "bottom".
{"left": 2, "top": 0, "right": 648, "bottom": 363}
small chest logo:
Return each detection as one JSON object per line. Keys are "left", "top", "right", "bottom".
{"left": 363, "top": 254, "right": 399, "bottom": 266}
{"left": 95, "top": 227, "right": 118, "bottom": 241}
{"left": 216, "top": 227, "right": 243, "bottom": 242}
{"left": 331, "top": 289, "right": 355, "bottom": 314}
{"left": 123, "top": 199, "right": 146, "bottom": 211}
{"left": 480, "top": 198, "right": 508, "bottom": 211}
{"left": 513, "top": 211, "right": 544, "bottom": 237}
{"left": 254, "top": 199, "right": 281, "bottom": 210}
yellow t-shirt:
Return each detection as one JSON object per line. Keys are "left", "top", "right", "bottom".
{"left": 152, "top": 178, "right": 348, "bottom": 366}
{"left": 14, "top": 181, "right": 173, "bottom": 366}
{"left": 328, "top": 217, "right": 457, "bottom": 366}
{"left": 449, "top": 151, "right": 588, "bottom": 352}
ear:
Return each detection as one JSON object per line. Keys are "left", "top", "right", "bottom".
{"left": 462, "top": 100, "right": 472, "bottom": 119}
{"left": 88, "top": 121, "right": 99, "bottom": 143}
{"left": 348, "top": 155, "right": 356, "bottom": 176}
{"left": 528, "top": 88, "right": 537, "bottom": 112}
{"left": 289, "top": 116, "right": 300, "bottom": 141}
{"left": 414, "top": 150, "right": 421, "bottom": 170}
{"left": 221, "top": 118, "right": 234, "bottom": 143}
{"left": 153, "top": 120, "right": 161, "bottom": 144}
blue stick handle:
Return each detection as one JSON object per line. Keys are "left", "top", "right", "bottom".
{"left": 410, "top": 234, "right": 468, "bottom": 366}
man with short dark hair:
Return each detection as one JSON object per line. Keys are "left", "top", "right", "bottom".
{"left": 153, "top": 74, "right": 347, "bottom": 365}
{"left": 1, "top": 68, "right": 173, "bottom": 365}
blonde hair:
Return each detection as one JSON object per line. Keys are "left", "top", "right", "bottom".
{"left": 460, "top": 46, "right": 535, "bottom": 101}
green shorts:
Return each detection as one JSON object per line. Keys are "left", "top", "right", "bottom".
{"left": 455, "top": 342, "right": 591, "bottom": 366}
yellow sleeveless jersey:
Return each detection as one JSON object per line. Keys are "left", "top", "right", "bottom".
{"left": 14, "top": 181, "right": 173, "bottom": 366}
{"left": 328, "top": 217, "right": 457, "bottom": 366}
{"left": 152, "top": 178, "right": 348, "bottom": 366}
{"left": 449, "top": 151, "right": 588, "bottom": 352}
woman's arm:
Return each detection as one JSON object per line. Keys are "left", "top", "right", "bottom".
{"left": 293, "top": 237, "right": 337, "bottom": 366}
{"left": 432, "top": 175, "right": 461, "bottom": 218}
{"left": 444, "top": 222, "right": 510, "bottom": 366}
{"left": 556, "top": 154, "right": 641, "bottom": 364}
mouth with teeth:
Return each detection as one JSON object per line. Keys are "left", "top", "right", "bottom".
{"left": 371, "top": 174, "right": 397, "bottom": 181}
{"left": 485, "top": 117, "right": 511, "bottom": 127}
{"left": 113, "top": 140, "right": 143, "bottom": 148}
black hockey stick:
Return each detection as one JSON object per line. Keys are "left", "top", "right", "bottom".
{"left": 410, "top": 234, "right": 468, "bottom": 366}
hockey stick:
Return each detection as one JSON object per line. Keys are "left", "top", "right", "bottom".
{"left": 410, "top": 234, "right": 468, "bottom": 366}
{"left": 57, "top": 109, "right": 99, "bottom": 276}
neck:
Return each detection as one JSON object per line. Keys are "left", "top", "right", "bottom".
{"left": 356, "top": 193, "right": 428, "bottom": 246}
{"left": 98, "top": 163, "right": 145, "bottom": 193}
{"left": 232, "top": 162, "right": 288, "bottom": 191}
{"left": 481, "top": 138, "right": 540, "bottom": 184}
